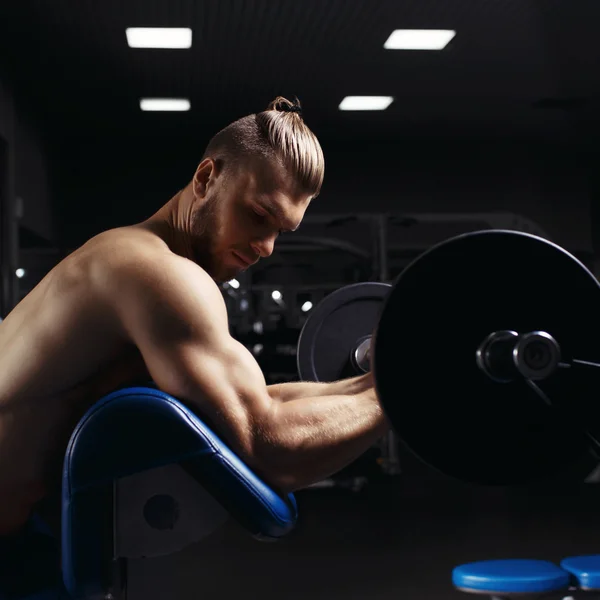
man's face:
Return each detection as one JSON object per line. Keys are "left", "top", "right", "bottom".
{"left": 190, "top": 157, "right": 312, "bottom": 282}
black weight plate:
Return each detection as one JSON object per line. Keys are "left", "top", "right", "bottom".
{"left": 297, "top": 282, "right": 391, "bottom": 382}
{"left": 373, "top": 229, "right": 600, "bottom": 486}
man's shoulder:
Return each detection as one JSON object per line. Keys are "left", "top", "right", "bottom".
{"left": 89, "top": 226, "right": 173, "bottom": 267}
{"left": 87, "top": 228, "right": 227, "bottom": 341}
{"left": 89, "top": 227, "right": 218, "bottom": 300}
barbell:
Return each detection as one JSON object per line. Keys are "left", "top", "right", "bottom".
{"left": 297, "top": 229, "right": 600, "bottom": 486}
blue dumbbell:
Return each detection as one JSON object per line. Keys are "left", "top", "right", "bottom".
{"left": 561, "top": 555, "right": 600, "bottom": 595}
{"left": 453, "top": 559, "right": 571, "bottom": 599}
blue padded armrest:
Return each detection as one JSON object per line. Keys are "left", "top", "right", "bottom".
{"left": 452, "top": 559, "right": 570, "bottom": 595}
{"left": 62, "top": 386, "right": 297, "bottom": 599}
{"left": 560, "top": 555, "right": 600, "bottom": 590}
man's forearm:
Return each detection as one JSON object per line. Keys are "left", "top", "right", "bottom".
{"left": 267, "top": 372, "right": 373, "bottom": 403}
{"left": 258, "top": 375, "right": 390, "bottom": 491}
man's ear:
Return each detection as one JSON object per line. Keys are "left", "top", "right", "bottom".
{"left": 193, "top": 158, "right": 215, "bottom": 199}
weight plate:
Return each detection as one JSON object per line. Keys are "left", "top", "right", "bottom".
{"left": 372, "top": 229, "right": 600, "bottom": 486}
{"left": 297, "top": 282, "right": 391, "bottom": 382}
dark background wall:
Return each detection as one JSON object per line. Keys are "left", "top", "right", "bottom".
{"left": 0, "top": 76, "right": 56, "bottom": 313}
{"left": 53, "top": 135, "right": 594, "bottom": 252}
{"left": 0, "top": 78, "right": 55, "bottom": 243}
{"left": 15, "top": 111, "right": 54, "bottom": 243}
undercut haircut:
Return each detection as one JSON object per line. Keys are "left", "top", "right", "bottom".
{"left": 202, "top": 96, "right": 324, "bottom": 198}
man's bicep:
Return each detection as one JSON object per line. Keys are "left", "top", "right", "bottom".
{"left": 116, "top": 262, "right": 221, "bottom": 374}
{"left": 138, "top": 318, "right": 274, "bottom": 457}
{"left": 114, "top": 258, "right": 273, "bottom": 448}
{"left": 159, "top": 338, "right": 272, "bottom": 431}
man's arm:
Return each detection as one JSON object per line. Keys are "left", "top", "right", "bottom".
{"left": 107, "top": 252, "right": 388, "bottom": 491}
{"left": 268, "top": 372, "right": 373, "bottom": 403}
{"left": 263, "top": 376, "right": 388, "bottom": 489}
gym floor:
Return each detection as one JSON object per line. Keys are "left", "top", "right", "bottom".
{"left": 127, "top": 475, "right": 600, "bottom": 600}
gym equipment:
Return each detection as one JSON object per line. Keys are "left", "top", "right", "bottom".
{"left": 452, "top": 559, "right": 571, "bottom": 597}
{"left": 373, "top": 229, "right": 600, "bottom": 485}
{"left": 295, "top": 280, "right": 401, "bottom": 477}
{"left": 561, "top": 555, "right": 600, "bottom": 591}
{"left": 296, "top": 282, "right": 390, "bottom": 382}
{"left": 454, "top": 555, "right": 600, "bottom": 598}
{"left": 297, "top": 229, "right": 600, "bottom": 485}
{"left": 62, "top": 386, "right": 297, "bottom": 600}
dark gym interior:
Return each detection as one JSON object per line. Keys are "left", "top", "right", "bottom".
{"left": 2, "top": 2, "right": 600, "bottom": 599}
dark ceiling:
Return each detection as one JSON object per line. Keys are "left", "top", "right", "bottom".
{"left": 1, "top": 0, "right": 600, "bottom": 146}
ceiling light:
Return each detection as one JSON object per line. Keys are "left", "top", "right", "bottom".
{"left": 126, "top": 27, "right": 192, "bottom": 49}
{"left": 339, "top": 96, "right": 394, "bottom": 111}
{"left": 140, "top": 98, "right": 191, "bottom": 112}
{"left": 384, "top": 29, "right": 455, "bottom": 50}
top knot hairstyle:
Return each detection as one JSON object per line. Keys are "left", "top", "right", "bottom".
{"left": 202, "top": 96, "right": 324, "bottom": 198}
{"left": 270, "top": 96, "right": 303, "bottom": 114}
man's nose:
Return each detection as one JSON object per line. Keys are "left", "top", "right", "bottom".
{"left": 250, "top": 235, "right": 276, "bottom": 258}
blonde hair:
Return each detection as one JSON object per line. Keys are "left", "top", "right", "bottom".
{"left": 202, "top": 96, "right": 325, "bottom": 198}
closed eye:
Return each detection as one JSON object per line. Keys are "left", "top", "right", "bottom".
{"left": 252, "top": 208, "right": 268, "bottom": 222}
{"left": 252, "top": 207, "right": 287, "bottom": 235}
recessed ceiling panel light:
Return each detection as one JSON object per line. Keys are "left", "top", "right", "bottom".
{"left": 339, "top": 96, "right": 394, "bottom": 111}
{"left": 140, "top": 98, "right": 191, "bottom": 111}
{"left": 384, "top": 29, "right": 455, "bottom": 50}
{"left": 126, "top": 27, "right": 192, "bottom": 49}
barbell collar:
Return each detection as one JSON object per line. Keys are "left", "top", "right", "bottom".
{"left": 351, "top": 336, "right": 372, "bottom": 373}
{"left": 513, "top": 331, "right": 561, "bottom": 381}
{"left": 476, "top": 330, "right": 562, "bottom": 383}
{"left": 476, "top": 330, "right": 520, "bottom": 383}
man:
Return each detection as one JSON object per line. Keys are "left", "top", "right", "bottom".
{"left": 0, "top": 96, "right": 389, "bottom": 541}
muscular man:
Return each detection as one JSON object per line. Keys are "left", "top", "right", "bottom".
{"left": 0, "top": 97, "right": 389, "bottom": 538}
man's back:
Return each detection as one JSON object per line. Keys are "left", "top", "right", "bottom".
{"left": 0, "top": 226, "right": 176, "bottom": 533}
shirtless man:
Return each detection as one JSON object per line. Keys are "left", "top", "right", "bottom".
{"left": 0, "top": 97, "right": 389, "bottom": 539}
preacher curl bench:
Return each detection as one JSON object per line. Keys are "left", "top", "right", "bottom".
{"left": 62, "top": 386, "right": 297, "bottom": 600}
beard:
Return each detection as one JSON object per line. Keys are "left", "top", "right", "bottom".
{"left": 190, "top": 194, "right": 219, "bottom": 276}
{"left": 189, "top": 194, "right": 239, "bottom": 282}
